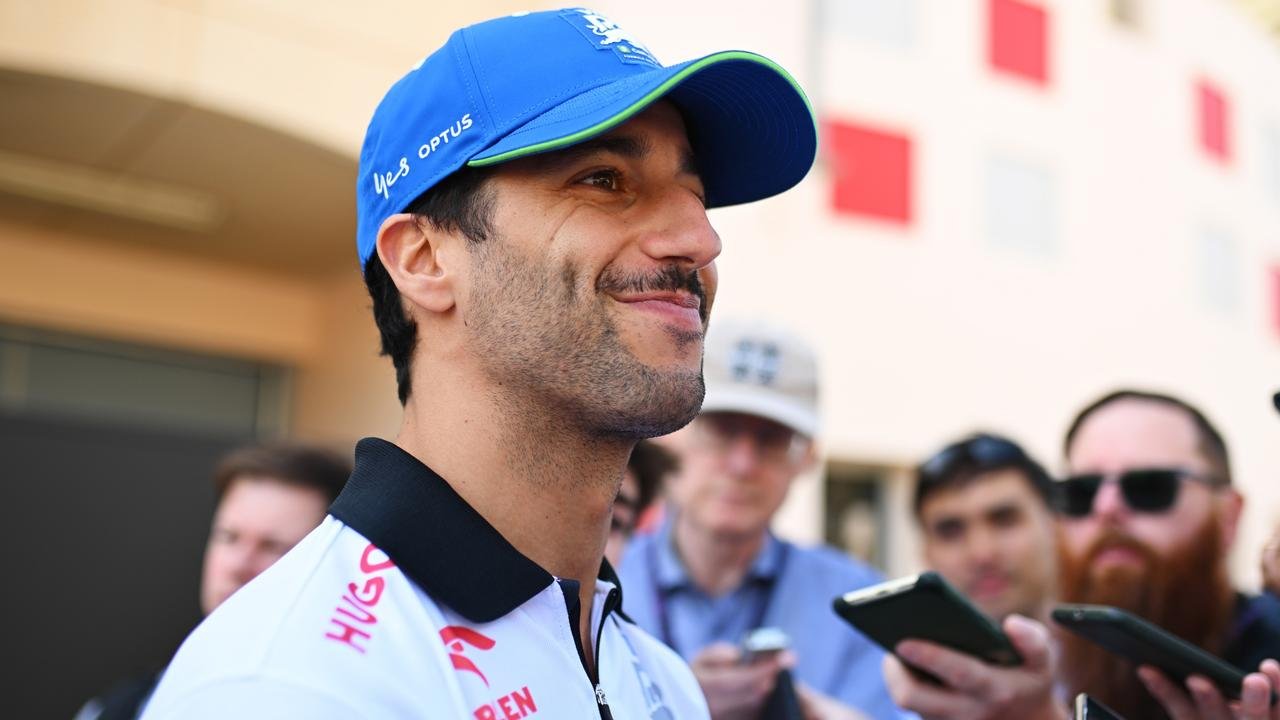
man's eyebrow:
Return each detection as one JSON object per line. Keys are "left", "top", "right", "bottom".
{"left": 525, "top": 134, "right": 702, "bottom": 178}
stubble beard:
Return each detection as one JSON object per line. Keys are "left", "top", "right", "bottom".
{"left": 465, "top": 238, "right": 707, "bottom": 443}
{"left": 1056, "top": 515, "right": 1234, "bottom": 720}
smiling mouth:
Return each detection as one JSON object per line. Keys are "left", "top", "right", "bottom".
{"left": 613, "top": 291, "right": 701, "bottom": 310}
{"left": 611, "top": 292, "right": 704, "bottom": 331}
{"left": 597, "top": 264, "right": 708, "bottom": 323}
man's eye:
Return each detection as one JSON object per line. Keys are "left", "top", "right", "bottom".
{"left": 578, "top": 169, "right": 622, "bottom": 191}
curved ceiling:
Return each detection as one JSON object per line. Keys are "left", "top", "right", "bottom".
{"left": 0, "top": 68, "right": 358, "bottom": 277}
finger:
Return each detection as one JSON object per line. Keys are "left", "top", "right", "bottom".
{"left": 793, "top": 684, "right": 824, "bottom": 720}
{"left": 883, "top": 654, "right": 979, "bottom": 719}
{"left": 896, "top": 639, "right": 993, "bottom": 696}
{"left": 1137, "top": 666, "right": 1199, "bottom": 720}
{"left": 692, "top": 641, "right": 744, "bottom": 669}
{"left": 1260, "top": 659, "right": 1280, "bottom": 691}
{"left": 1238, "top": 673, "right": 1272, "bottom": 719}
{"left": 1003, "top": 615, "right": 1053, "bottom": 672}
{"left": 1185, "top": 674, "right": 1233, "bottom": 720}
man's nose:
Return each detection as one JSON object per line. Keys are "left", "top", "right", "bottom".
{"left": 636, "top": 188, "right": 721, "bottom": 272}
{"left": 1091, "top": 481, "right": 1130, "bottom": 523}
{"left": 969, "top": 527, "right": 999, "bottom": 563}
{"left": 722, "top": 434, "right": 763, "bottom": 475}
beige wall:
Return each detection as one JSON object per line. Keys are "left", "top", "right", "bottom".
{"left": 0, "top": 216, "right": 402, "bottom": 447}
{"left": 291, "top": 271, "right": 401, "bottom": 447}
{"left": 0, "top": 0, "right": 544, "bottom": 155}
{"left": 0, "top": 216, "right": 321, "bottom": 363}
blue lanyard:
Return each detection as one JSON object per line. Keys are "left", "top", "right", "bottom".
{"left": 647, "top": 538, "right": 791, "bottom": 655}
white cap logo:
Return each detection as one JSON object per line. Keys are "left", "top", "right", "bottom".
{"left": 563, "top": 8, "right": 660, "bottom": 67}
{"left": 730, "top": 340, "right": 781, "bottom": 387}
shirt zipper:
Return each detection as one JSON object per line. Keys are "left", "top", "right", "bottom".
{"left": 559, "top": 579, "right": 619, "bottom": 720}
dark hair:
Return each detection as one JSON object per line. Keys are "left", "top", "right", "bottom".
{"left": 913, "top": 432, "right": 1054, "bottom": 519}
{"left": 213, "top": 442, "right": 351, "bottom": 504}
{"left": 1063, "top": 388, "right": 1231, "bottom": 485}
{"left": 363, "top": 166, "right": 496, "bottom": 404}
{"left": 627, "top": 440, "right": 679, "bottom": 513}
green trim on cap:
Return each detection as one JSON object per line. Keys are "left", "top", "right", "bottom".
{"left": 466, "top": 50, "right": 815, "bottom": 168}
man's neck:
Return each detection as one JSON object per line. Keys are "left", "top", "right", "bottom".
{"left": 672, "top": 516, "right": 769, "bottom": 597}
{"left": 397, "top": 367, "right": 631, "bottom": 670}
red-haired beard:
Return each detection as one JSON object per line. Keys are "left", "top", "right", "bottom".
{"left": 1056, "top": 515, "right": 1234, "bottom": 720}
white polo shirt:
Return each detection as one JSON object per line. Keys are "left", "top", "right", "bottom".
{"left": 141, "top": 438, "right": 708, "bottom": 720}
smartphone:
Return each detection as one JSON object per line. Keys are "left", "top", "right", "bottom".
{"left": 741, "top": 626, "right": 790, "bottom": 664}
{"left": 832, "top": 571, "right": 1022, "bottom": 667}
{"left": 1052, "top": 604, "right": 1274, "bottom": 705}
{"left": 759, "top": 668, "right": 804, "bottom": 720}
{"left": 1073, "top": 693, "right": 1125, "bottom": 719}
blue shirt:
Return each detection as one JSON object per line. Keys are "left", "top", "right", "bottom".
{"left": 619, "top": 520, "right": 914, "bottom": 719}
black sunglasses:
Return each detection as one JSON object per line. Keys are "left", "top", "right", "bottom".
{"left": 920, "top": 435, "right": 1026, "bottom": 480}
{"left": 1056, "top": 468, "right": 1220, "bottom": 518}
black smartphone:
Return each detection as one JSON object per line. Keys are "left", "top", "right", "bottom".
{"left": 832, "top": 571, "right": 1022, "bottom": 667}
{"left": 1052, "top": 604, "right": 1274, "bottom": 705}
{"left": 759, "top": 668, "right": 804, "bottom": 720}
{"left": 1074, "top": 693, "right": 1125, "bottom": 719}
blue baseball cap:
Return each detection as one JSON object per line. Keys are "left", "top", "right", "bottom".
{"left": 356, "top": 7, "right": 818, "bottom": 266}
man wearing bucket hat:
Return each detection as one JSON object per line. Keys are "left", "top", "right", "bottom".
{"left": 619, "top": 319, "right": 910, "bottom": 719}
{"left": 141, "top": 7, "right": 817, "bottom": 719}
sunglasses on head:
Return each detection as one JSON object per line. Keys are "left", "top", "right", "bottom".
{"left": 1056, "top": 468, "right": 1222, "bottom": 518}
{"left": 920, "top": 435, "right": 1026, "bottom": 480}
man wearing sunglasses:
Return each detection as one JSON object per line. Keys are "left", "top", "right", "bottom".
{"left": 619, "top": 319, "right": 907, "bottom": 720}
{"left": 1055, "top": 389, "right": 1280, "bottom": 719}
{"left": 885, "top": 389, "right": 1280, "bottom": 720}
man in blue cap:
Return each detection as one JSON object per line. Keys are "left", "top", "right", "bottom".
{"left": 141, "top": 8, "right": 817, "bottom": 719}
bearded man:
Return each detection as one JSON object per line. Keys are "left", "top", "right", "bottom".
{"left": 1055, "top": 389, "right": 1280, "bottom": 718}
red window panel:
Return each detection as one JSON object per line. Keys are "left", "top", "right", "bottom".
{"left": 988, "top": 0, "right": 1049, "bottom": 85}
{"left": 823, "top": 119, "right": 913, "bottom": 225}
{"left": 1197, "top": 79, "right": 1231, "bottom": 163}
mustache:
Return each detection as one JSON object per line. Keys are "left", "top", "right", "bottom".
{"left": 1081, "top": 528, "right": 1158, "bottom": 567}
{"left": 597, "top": 264, "right": 708, "bottom": 322}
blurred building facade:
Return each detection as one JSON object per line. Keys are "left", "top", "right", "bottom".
{"left": 2, "top": 1, "right": 1279, "bottom": 715}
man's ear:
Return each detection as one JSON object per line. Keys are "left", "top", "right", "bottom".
{"left": 1217, "top": 488, "right": 1244, "bottom": 553}
{"left": 375, "top": 213, "right": 459, "bottom": 314}
{"left": 795, "top": 437, "right": 820, "bottom": 474}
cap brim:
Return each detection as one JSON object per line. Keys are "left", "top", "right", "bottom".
{"left": 701, "top": 385, "right": 820, "bottom": 438}
{"left": 468, "top": 51, "right": 817, "bottom": 208}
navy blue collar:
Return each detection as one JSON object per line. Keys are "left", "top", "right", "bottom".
{"left": 329, "top": 437, "right": 627, "bottom": 623}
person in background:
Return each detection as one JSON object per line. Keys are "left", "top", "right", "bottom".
{"left": 885, "top": 389, "right": 1280, "bottom": 720}
{"left": 605, "top": 440, "right": 678, "bottom": 568}
{"left": 619, "top": 318, "right": 907, "bottom": 720}
{"left": 913, "top": 433, "right": 1058, "bottom": 624}
{"left": 76, "top": 442, "right": 349, "bottom": 720}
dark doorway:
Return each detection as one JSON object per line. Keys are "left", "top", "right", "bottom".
{"left": 0, "top": 410, "right": 246, "bottom": 719}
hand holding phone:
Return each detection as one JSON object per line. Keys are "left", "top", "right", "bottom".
{"left": 833, "top": 571, "right": 1021, "bottom": 667}
{"left": 1051, "top": 604, "right": 1276, "bottom": 706}
{"left": 691, "top": 641, "right": 793, "bottom": 719}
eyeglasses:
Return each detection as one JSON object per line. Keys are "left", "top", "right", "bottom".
{"left": 694, "top": 412, "right": 809, "bottom": 464}
{"left": 1055, "top": 468, "right": 1223, "bottom": 518}
{"left": 919, "top": 435, "right": 1026, "bottom": 481}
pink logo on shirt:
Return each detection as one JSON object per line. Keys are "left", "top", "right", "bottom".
{"left": 441, "top": 625, "right": 496, "bottom": 686}
{"left": 324, "top": 543, "right": 395, "bottom": 654}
